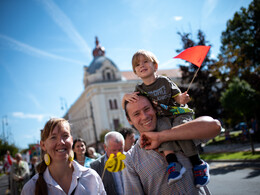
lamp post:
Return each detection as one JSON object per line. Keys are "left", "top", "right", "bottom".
{"left": 2, "top": 115, "right": 8, "bottom": 143}
{"left": 90, "top": 102, "right": 99, "bottom": 150}
{"left": 60, "top": 97, "right": 68, "bottom": 111}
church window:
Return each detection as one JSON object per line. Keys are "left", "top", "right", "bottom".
{"left": 109, "top": 99, "right": 118, "bottom": 110}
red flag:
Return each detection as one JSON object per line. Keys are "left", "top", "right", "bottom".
{"left": 174, "top": 45, "right": 211, "bottom": 67}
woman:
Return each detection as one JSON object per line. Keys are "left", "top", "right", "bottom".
{"left": 21, "top": 118, "right": 106, "bottom": 195}
{"left": 72, "top": 138, "right": 95, "bottom": 168}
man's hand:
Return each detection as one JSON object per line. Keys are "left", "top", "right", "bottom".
{"left": 140, "top": 132, "right": 162, "bottom": 150}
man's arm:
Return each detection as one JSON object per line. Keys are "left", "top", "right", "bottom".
{"left": 140, "top": 116, "right": 221, "bottom": 150}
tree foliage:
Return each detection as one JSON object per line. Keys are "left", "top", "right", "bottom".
{"left": 220, "top": 78, "right": 258, "bottom": 126}
{"left": 176, "top": 30, "right": 222, "bottom": 119}
{"left": 212, "top": 0, "right": 260, "bottom": 91}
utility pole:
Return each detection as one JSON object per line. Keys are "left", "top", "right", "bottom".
{"left": 90, "top": 102, "right": 99, "bottom": 151}
{"left": 60, "top": 97, "right": 68, "bottom": 112}
{"left": 2, "top": 115, "right": 8, "bottom": 143}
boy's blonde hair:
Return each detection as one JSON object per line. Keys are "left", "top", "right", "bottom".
{"left": 132, "top": 50, "right": 159, "bottom": 74}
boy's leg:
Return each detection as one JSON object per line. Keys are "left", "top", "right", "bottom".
{"left": 157, "top": 117, "right": 186, "bottom": 184}
{"left": 173, "top": 114, "right": 210, "bottom": 188}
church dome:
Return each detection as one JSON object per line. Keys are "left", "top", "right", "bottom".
{"left": 87, "top": 56, "right": 119, "bottom": 74}
{"left": 83, "top": 37, "right": 122, "bottom": 88}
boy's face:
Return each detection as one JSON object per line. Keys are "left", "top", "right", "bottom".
{"left": 134, "top": 55, "right": 157, "bottom": 79}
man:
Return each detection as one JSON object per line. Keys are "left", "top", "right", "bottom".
{"left": 119, "top": 127, "right": 136, "bottom": 152}
{"left": 29, "top": 156, "right": 38, "bottom": 178}
{"left": 123, "top": 94, "right": 221, "bottom": 194}
{"left": 90, "top": 131, "right": 125, "bottom": 195}
{"left": 87, "top": 147, "right": 101, "bottom": 159}
{"left": 10, "top": 153, "right": 30, "bottom": 195}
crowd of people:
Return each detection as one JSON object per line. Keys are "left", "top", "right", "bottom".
{"left": 1, "top": 50, "right": 223, "bottom": 195}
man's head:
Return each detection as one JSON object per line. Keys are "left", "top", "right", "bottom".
{"left": 15, "top": 153, "right": 22, "bottom": 163}
{"left": 119, "top": 127, "right": 136, "bottom": 152}
{"left": 104, "top": 131, "right": 124, "bottom": 157}
{"left": 31, "top": 156, "right": 38, "bottom": 164}
{"left": 124, "top": 95, "right": 157, "bottom": 133}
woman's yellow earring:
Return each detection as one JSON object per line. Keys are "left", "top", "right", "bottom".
{"left": 44, "top": 153, "right": 51, "bottom": 166}
{"left": 69, "top": 151, "right": 74, "bottom": 162}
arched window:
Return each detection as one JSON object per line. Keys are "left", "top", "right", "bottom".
{"left": 109, "top": 100, "right": 113, "bottom": 109}
{"left": 114, "top": 99, "right": 118, "bottom": 109}
{"left": 107, "top": 72, "right": 111, "bottom": 80}
{"left": 109, "top": 99, "right": 118, "bottom": 110}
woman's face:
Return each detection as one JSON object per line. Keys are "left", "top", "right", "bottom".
{"left": 41, "top": 123, "right": 73, "bottom": 163}
{"left": 73, "top": 141, "right": 87, "bottom": 156}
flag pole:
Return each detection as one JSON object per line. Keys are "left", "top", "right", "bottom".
{"left": 187, "top": 66, "right": 200, "bottom": 93}
{"left": 101, "top": 168, "right": 106, "bottom": 180}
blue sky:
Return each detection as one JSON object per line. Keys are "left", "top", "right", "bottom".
{"left": 0, "top": 0, "right": 252, "bottom": 149}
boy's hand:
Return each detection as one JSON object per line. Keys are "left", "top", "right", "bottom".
{"left": 140, "top": 132, "right": 162, "bottom": 150}
{"left": 177, "top": 91, "right": 190, "bottom": 105}
{"left": 125, "top": 92, "right": 140, "bottom": 103}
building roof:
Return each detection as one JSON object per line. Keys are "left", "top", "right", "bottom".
{"left": 121, "top": 68, "right": 182, "bottom": 81}
{"left": 86, "top": 56, "right": 119, "bottom": 74}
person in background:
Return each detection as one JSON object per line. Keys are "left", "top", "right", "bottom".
{"left": 21, "top": 118, "right": 106, "bottom": 195}
{"left": 119, "top": 127, "right": 136, "bottom": 152}
{"left": 29, "top": 156, "right": 38, "bottom": 178}
{"left": 73, "top": 138, "right": 95, "bottom": 168}
{"left": 122, "top": 94, "right": 221, "bottom": 194}
{"left": 3, "top": 150, "right": 14, "bottom": 194}
{"left": 88, "top": 147, "right": 101, "bottom": 159}
{"left": 10, "top": 153, "right": 30, "bottom": 195}
{"left": 90, "top": 131, "right": 125, "bottom": 195}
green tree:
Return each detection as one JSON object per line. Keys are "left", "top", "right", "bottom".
{"left": 212, "top": 0, "right": 260, "bottom": 91}
{"left": 176, "top": 30, "right": 223, "bottom": 119}
{"left": 220, "top": 78, "right": 257, "bottom": 126}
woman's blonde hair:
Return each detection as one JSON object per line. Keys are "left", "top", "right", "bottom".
{"left": 35, "top": 118, "right": 70, "bottom": 195}
{"left": 132, "top": 50, "right": 159, "bottom": 73}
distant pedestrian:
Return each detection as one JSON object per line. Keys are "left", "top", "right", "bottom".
{"left": 88, "top": 147, "right": 101, "bottom": 159}
{"left": 72, "top": 138, "right": 95, "bottom": 168}
{"left": 119, "top": 127, "right": 136, "bottom": 152}
{"left": 3, "top": 150, "right": 14, "bottom": 194}
{"left": 29, "top": 156, "right": 38, "bottom": 178}
{"left": 10, "top": 153, "right": 30, "bottom": 195}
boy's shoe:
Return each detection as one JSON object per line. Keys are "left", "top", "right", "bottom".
{"left": 167, "top": 162, "right": 186, "bottom": 185}
{"left": 193, "top": 161, "right": 210, "bottom": 188}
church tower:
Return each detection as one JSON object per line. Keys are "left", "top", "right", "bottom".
{"left": 83, "top": 37, "right": 122, "bottom": 88}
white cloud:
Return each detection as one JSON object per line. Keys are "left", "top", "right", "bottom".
{"left": 0, "top": 34, "right": 85, "bottom": 65}
{"left": 173, "top": 16, "right": 183, "bottom": 21}
{"left": 38, "top": 0, "right": 92, "bottom": 59}
{"left": 12, "top": 112, "right": 46, "bottom": 122}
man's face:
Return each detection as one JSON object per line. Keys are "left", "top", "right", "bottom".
{"left": 124, "top": 133, "right": 135, "bottom": 152}
{"left": 105, "top": 139, "right": 124, "bottom": 158}
{"left": 126, "top": 96, "right": 157, "bottom": 133}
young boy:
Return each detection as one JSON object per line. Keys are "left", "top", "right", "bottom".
{"left": 122, "top": 50, "right": 210, "bottom": 187}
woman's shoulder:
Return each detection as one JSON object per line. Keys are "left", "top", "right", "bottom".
{"left": 21, "top": 174, "right": 38, "bottom": 195}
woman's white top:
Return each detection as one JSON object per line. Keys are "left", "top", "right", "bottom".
{"left": 21, "top": 160, "right": 106, "bottom": 195}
